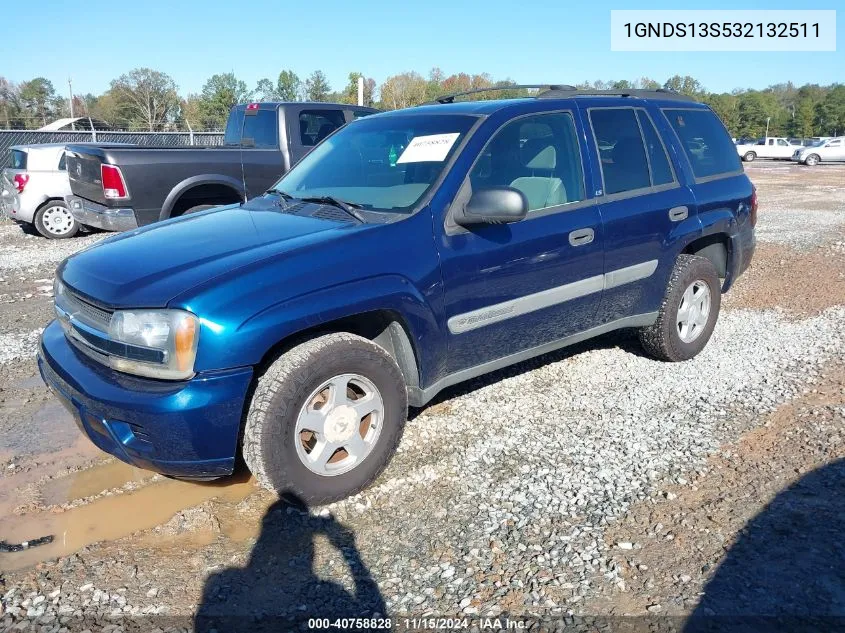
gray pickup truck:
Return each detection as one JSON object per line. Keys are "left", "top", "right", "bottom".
{"left": 65, "top": 102, "right": 377, "bottom": 230}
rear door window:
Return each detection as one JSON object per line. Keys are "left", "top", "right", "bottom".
{"left": 588, "top": 108, "right": 651, "bottom": 195}
{"left": 636, "top": 111, "right": 674, "bottom": 186}
{"left": 241, "top": 110, "right": 279, "bottom": 148}
{"left": 663, "top": 108, "right": 742, "bottom": 179}
{"left": 299, "top": 110, "right": 347, "bottom": 146}
{"left": 10, "top": 150, "right": 27, "bottom": 169}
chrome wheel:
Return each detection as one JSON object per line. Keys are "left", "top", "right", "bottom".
{"left": 677, "top": 280, "right": 711, "bottom": 344}
{"left": 805, "top": 154, "right": 820, "bottom": 166}
{"left": 40, "top": 205, "right": 75, "bottom": 236}
{"left": 294, "top": 373, "right": 384, "bottom": 476}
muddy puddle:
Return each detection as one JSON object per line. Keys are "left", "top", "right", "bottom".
{"left": 0, "top": 458, "right": 260, "bottom": 571}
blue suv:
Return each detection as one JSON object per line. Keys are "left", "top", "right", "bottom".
{"left": 39, "top": 87, "right": 756, "bottom": 503}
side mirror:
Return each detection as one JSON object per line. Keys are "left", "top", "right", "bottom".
{"left": 454, "top": 186, "right": 529, "bottom": 227}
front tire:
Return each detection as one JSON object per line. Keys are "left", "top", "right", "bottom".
{"left": 804, "top": 154, "right": 820, "bottom": 166}
{"left": 638, "top": 255, "right": 721, "bottom": 362}
{"left": 743, "top": 151, "right": 756, "bottom": 162}
{"left": 243, "top": 333, "right": 408, "bottom": 504}
{"left": 34, "top": 201, "right": 78, "bottom": 239}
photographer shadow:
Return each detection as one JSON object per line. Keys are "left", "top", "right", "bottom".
{"left": 685, "top": 458, "right": 845, "bottom": 633}
{"left": 195, "top": 494, "right": 386, "bottom": 632}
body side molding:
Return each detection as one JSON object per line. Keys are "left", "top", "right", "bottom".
{"left": 447, "top": 259, "right": 658, "bottom": 335}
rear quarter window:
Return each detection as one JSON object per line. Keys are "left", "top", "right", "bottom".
{"left": 663, "top": 108, "right": 741, "bottom": 179}
{"left": 10, "top": 150, "right": 27, "bottom": 170}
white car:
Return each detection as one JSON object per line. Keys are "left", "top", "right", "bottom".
{"left": 791, "top": 137, "right": 845, "bottom": 166}
{"left": 1, "top": 144, "right": 80, "bottom": 238}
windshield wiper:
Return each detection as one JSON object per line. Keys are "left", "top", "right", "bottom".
{"left": 300, "top": 196, "right": 366, "bottom": 223}
{"left": 266, "top": 188, "right": 294, "bottom": 201}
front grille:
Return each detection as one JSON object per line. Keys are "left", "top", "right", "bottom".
{"left": 64, "top": 289, "right": 113, "bottom": 329}
{"left": 56, "top": 283, "right": 163, "bottom": 368}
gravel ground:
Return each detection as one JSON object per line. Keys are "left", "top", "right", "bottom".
{"left": 0, "top": 225, "right": 106, "bottom": 273}
{"left": 1, "top": 163, "right": 844, "bottom": 632}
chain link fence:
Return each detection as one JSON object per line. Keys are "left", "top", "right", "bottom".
{"left": 0, "top": 130, "right": 225, "bottom": 167}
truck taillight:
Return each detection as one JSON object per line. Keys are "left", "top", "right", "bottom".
{"left": 13, "top": 173, "right": 29, "bottom": 193}
{"left": 750, "top": 186, "right": 758, "bottom": 227}
{"left": 101, "top": 164, "right": 128, "bottom": 199}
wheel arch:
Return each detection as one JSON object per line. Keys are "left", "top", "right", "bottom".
{"left": 682, "top": 233, "right": 729, "bottom": 278}
{"left": 160, "top": 175, "right": 245, "bottom": 220}
{"left": 254, "top": 309, "right": 422, "bottom": 392}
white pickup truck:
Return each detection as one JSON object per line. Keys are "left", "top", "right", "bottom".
{"left": 736, "top": 137, "right": 795, "bottom": 162}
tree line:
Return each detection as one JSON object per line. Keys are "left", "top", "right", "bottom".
{"left": 1, "top": 69, "right": 843, "bottom": 138}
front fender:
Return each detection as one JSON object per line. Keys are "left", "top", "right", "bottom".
{"left": 195, "top": 274, "right": 445, "bottom": 388}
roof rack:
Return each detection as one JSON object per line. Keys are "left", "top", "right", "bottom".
{"left": 432, "top": 84, "right": 577, "bottom": 104}
{"left": 430, "top": 85, "right": 696, "bottom": 105}
{"left": 538, "top": 88, "right": 696, "bottom": 101}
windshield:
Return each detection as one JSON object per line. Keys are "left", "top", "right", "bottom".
{"left": 273, "top": 113, "right": 477, "bottom": 212}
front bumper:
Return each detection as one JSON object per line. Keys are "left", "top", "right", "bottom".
{"left": 38, "top": 320, "right": 253, "bottom": 478}
{"left": 67, "top": 195, "right": 138, "bottom": 231}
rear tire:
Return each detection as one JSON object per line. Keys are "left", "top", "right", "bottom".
{"left": 34, "top": 201, "right": 78, "bottom": 239}
{"left": 743, "top": 151, "right": 756, "bottom": 162}
{"left": 243, "top": 333, "right": 408, "bottom": 505}
{"left": 638, "top": 255, "right": 721, "bottom": 362}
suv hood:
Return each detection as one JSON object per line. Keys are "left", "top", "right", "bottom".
{"left": 59, "top": 202, "right": 351, "bottom": 308}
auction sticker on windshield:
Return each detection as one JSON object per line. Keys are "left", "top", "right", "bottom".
{"left": 397, "top": 133, "right": 461, "bottom": 163}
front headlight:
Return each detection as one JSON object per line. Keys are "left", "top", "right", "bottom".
{"left": 53, "top": 278, "right": 200, "bottom": 380}
{"left": 108, "top": 310, "right": 199, "bottom": 380}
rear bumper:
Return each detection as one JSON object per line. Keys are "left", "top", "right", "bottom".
{"left": 1, "top": 187, "right": 39, "bottom": 223}
{"left": 67, "top": 195, "right": 138, "bottom": 231}
{"left": 38, "top": 320, "right": 253, "bottom": 478}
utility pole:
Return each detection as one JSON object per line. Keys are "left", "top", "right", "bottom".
{"left": 765, "top": 116, "right": 771, "bottom": 138}
{"left": 68, "top": 78, "right": 74, "bottom": 118}
{"left": 357, "top": 76, "right": 364, "bottom": 107}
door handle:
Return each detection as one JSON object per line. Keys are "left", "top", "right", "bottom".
{"left": 669, "top": 206, "right": 689, "bottom": 221}
{"left": 569, "top": 228, "right": 595, "bottom": 246}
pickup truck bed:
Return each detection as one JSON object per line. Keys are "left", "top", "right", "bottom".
{"left": 65, "top": 102, "right": 377, "bottom": 229}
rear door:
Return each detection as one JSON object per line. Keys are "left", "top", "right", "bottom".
{"left": 288, "top": 108, "right": 347, "bottom": 165}
{"left": 438, "top": 109, "right": 605, "bottom": 374}
{"left": 585, "top": 105, "right": 695, "bottom": 324}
